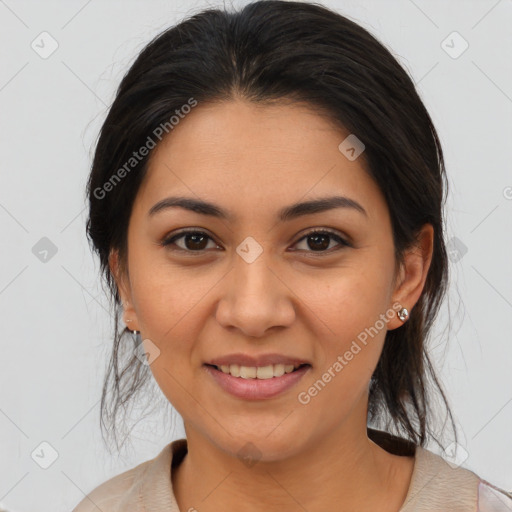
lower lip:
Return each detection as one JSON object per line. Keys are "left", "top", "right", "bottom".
{"left": 204, "top": 364, "right": 311, "bottom": 400}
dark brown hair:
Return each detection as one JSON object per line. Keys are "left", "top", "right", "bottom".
{"left": 86, "top": 0, "right": 457, "bottom": 453}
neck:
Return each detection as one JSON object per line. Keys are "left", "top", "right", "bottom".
{"left": 172, "top": 413, "right": 414, "bottom": 512}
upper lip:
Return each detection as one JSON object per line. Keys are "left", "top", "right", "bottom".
{"left": 206, "top": 353, "right": 311, "bottom": 368}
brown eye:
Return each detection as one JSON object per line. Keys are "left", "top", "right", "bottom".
{"left": 161, "top": 228, "right": 349, "bottom": 255}
{"left": 293, "top": 229, "right": 349, "bottom": 253}
{"left": 162, "top": 230, "right": 218, "bottom": 252}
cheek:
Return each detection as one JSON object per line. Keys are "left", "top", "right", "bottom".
{"left": 127, "top": 236, "right": 394, "bottom": 425}
{"left": 126, "top": 258, "right": 212, "bottom": 397}
{"left": 291, "top": 256, "right": 393, "bottom": 344}
{"left": 296, "top": 313, "right": 386, "bottom": 426}
{"left": 129, "top": 267, "right": 205, "bottom": 411}
{"left": 128, "top": 248, "right": 216, "bottom": 340}
{"left": 293, "top": 262, "right": 392, "bottom": 407}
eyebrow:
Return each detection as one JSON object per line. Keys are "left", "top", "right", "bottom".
{"left": 148, "top": 195, "right": 367, "bottom": 221}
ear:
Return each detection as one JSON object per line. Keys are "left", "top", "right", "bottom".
{"left": 109, "top": 249, "right": 141, "bottom": 331}
{"left": 387, "top": 223, "right": 434, "bottom": 330}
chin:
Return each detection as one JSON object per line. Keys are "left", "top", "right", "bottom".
{"left": 217, "top": 431, "right": 306, "bottom": 464}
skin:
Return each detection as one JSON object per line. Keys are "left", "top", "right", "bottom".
{"left": 110, "top": 98, "right": 433, "bottom": 512}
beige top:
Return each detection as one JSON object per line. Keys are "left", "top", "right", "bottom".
{"left": 72, "top": 429, "right": 512, "bottom": 511}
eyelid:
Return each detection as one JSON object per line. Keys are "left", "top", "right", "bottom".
{"left": 296, "top": 227, "right": 349, "bottom": 243}
{"left": 292, "top": 228, "right": 351, "bottom": 252}
{"left": 160, "top": 227, "right": 221, "bottom": 252}
{"left": 161, "top": 227, "right": 351, "bottom": 253}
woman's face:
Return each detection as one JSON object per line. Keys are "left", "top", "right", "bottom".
{"left": 113, "top": 99, "right": 431, "bottom": 461}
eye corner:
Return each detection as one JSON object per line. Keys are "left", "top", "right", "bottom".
{"left": 292, "top": 228, "right": 351, "bottom": 254}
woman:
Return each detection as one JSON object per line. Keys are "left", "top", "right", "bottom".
{"left": 73, "top": 1, "right": 511, "bottom": 510}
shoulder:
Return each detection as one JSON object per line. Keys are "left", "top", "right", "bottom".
{"left": 401, "top": 445, "right": 512, "bottom": 511}
{"left": 71, "top": 441, "right": 181, "bottom": 512}
{"left": 477, "top": 480, "right": 512, "bottom": 511}
{"left": 368, "top": 428, "right": 511, "bottom": 511}
{"left": 71, "top": 457, "right": 154, "bottom": 512}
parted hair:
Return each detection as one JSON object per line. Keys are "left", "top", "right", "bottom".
{"left": 86, "top": 0, "right": 457, "bottom": 453}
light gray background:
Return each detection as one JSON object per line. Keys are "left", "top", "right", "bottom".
{"left": 0, "top": 0, "right": 511, "bottom": 510}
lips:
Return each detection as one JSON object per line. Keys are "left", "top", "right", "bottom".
{"left": 204, "top": 363, "right": 311, "bottom": 399}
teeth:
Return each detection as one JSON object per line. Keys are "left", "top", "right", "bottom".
{"left": 218, "top": 363, "right": 302, "bottom": 379}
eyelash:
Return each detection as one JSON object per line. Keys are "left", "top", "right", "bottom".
{"left": 160, "top": 228, "right": 350, "bottom": 255}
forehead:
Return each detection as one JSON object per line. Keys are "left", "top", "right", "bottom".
{"left": 136, "top": 99, "right": 387, "bottom": 224}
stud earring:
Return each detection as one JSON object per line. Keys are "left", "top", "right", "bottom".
{"left": 397, "top": 307, "right": 409, "bottom": 322}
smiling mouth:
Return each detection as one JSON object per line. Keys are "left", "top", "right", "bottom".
{"left": 204, "top": 363, "right": 311, "bottom": 379}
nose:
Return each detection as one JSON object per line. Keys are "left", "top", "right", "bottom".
{"left": 215, "top": 251, "right": 296, "bottom": 338}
